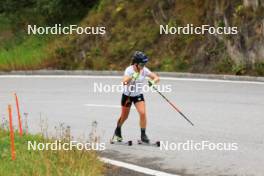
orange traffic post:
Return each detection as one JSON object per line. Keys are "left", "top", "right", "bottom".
{"left": 8, "top": 105, "right": 16, "bottom": 160}
{"left": 15, "top": 93, "right": 23, "bottom": 136}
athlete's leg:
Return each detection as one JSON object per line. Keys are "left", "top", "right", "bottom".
{"left": 114, "top": 106, "right": 130, "bottom": 141}
{"left": 134, "top": 97, "right": 149, "bottom": 143}
{"left": 117, "top": 94, "right": 132, "bottom": 126}
{"left": 117, "top": 106, "right": 131, "bottom": 126}
{"left": 134, "top": 101, "right": 146, "bottom": 128}
{"left": 114, "top": 94, "right": 132, "bottom": 141}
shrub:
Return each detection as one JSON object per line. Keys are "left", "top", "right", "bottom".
{"left": 255, "top": 62, "right": 264, "bottom": 76}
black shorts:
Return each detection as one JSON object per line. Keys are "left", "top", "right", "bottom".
{"left": 121, "top": 94, "right": 145, "bottom": 107}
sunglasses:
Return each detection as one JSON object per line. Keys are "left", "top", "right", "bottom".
{"left": 138, "top": 63, "right": 146, "bottom": 67}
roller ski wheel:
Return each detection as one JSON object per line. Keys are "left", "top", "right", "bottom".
{"left": 137, "top": 140, "right": 160, "bottom": 147}
{"left": 110, "top": 139, "right": 133, "bottom": 146}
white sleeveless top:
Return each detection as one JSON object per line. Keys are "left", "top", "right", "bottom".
{"left": 123, "top": 65, "right": 152, "bottom": 97}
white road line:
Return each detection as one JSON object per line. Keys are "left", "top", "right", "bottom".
{"left": 0, "top": 75, "right": 120, "bottom": 79}
{"left": 162, "top": 77, "right": 264, "bottom": 85}
{"left": 0, "top": 75, "right": 264, "bottom": 85}
{"left": 84, "top": 104, "right": 136, "bottom": 109}
{"left": 100, "top": 157, "right": 179, "bottom": 176}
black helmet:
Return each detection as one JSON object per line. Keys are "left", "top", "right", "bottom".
{"left": 132, "top": 51, "right": 149, "bottom": 64}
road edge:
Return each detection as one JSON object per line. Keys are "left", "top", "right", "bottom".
{"left": 0, "top": 70, "right": 264, "bottom": 82}
{"left": 100, "top": 157, "right": 179, "bottom": 176}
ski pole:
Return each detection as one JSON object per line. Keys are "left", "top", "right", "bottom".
{"left": 150, "top": 81, "right": 194, "bottom": 126}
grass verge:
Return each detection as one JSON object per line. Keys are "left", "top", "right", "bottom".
{"left": 0, "top": 128, "right": 104, "bottom": 176}
{"left": 0, "top": 35, "right": 56, "bottom": 71}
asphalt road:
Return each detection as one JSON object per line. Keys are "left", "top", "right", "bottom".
{"left": 0, "top": 75, "right": 264, "bottom": 176}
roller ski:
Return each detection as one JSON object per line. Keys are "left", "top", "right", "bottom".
{"left": 110, "top": 139, "right": 133, "bottom": 146}
{"left": 137, "top": 133, "right": 160, "bottom": 147}
{"left": 137, "top": 140, "right": 160, "bottom": 147}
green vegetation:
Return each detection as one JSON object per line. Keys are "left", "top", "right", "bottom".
{"left": 254, "top": 62, "right": 264, "bottom": 76}
{"left": 0, "top": 14, "right": 54, "bottom": 71}
{"left": 0, "top": 0, "right": 97, "bottom": 71}
{"left": 0, "top": 0, "right": 97, "bottom": 25}
{"left": 0, "top": 36, "right": 53, "bottom": 71}
{"left": 0, "top": 128, "right": 104, "bottom": 176}
{"left": 0, "top": 0, "right": 263, "bottom": 76}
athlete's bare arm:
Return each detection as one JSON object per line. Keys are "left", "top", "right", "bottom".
{"left": 123, "top": 75, "right": 133, "bottom": 85}
{"left": 148, "top": 72, "right": 159, "bottom": 83}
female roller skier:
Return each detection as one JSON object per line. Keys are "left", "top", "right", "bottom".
{"left": 113, "top": 51, "right": 159, "bottom": 143}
